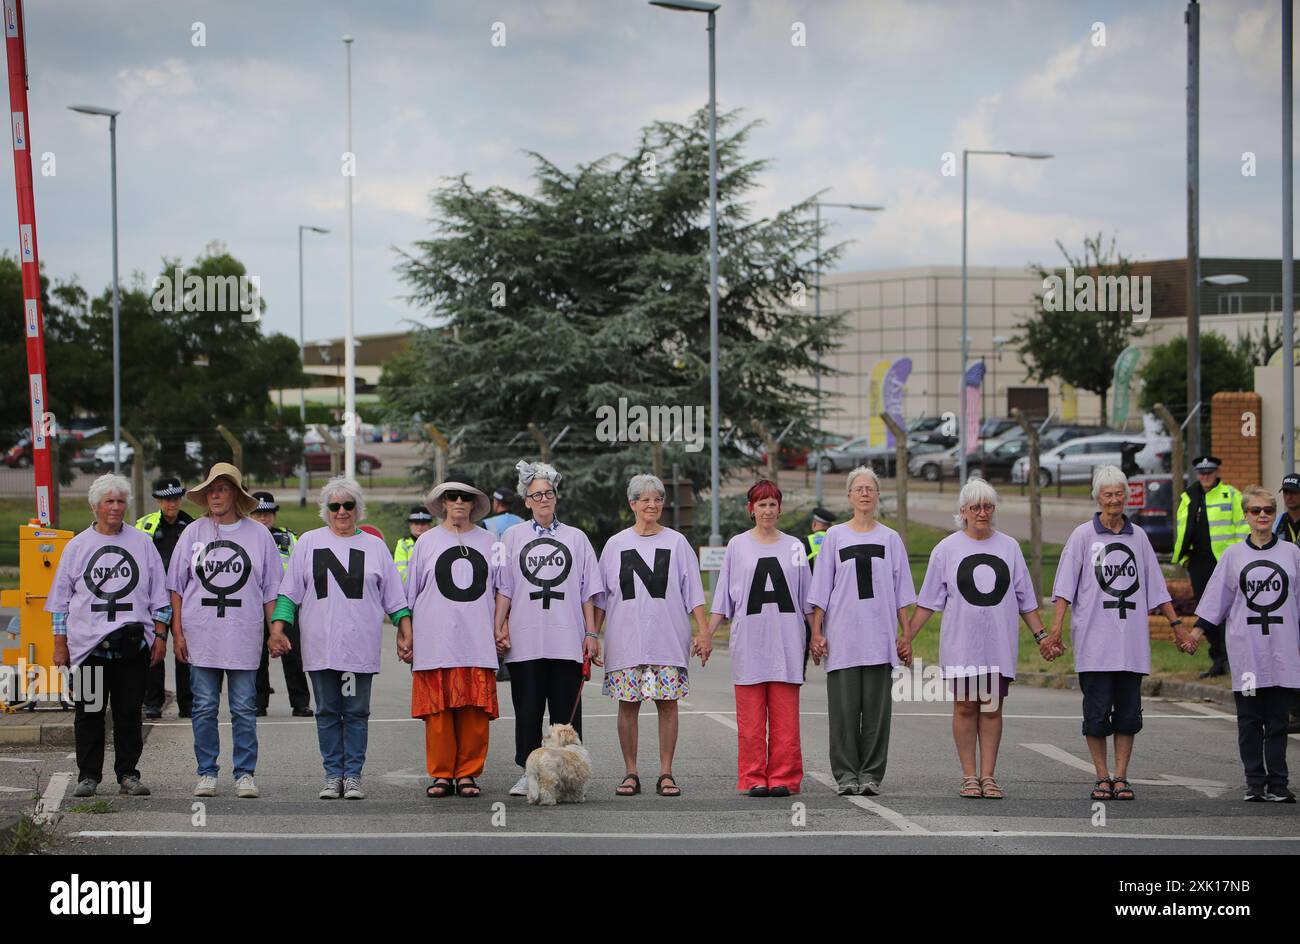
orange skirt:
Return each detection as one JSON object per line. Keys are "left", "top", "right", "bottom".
{"left": 411, "top": 667, "right": 499, "bottom": 720}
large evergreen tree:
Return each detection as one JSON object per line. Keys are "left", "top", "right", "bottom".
{"left": 383, "top": 109, "right": 845, "bottom": 546}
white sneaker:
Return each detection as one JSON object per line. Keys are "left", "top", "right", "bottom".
{"left": 236, "top": 774, "right": 259, "bottom": 798}
{"left": 343, "top": 777, "right": 366, "bottom": 800}
{"left": 193, "top": 775, "right": 217, "bottom": 798}
{"left": 509, "top": 774, "right": 529, "bottom": 797}
{"left": 319, "top": 777, "right": 343, "bottom": 800}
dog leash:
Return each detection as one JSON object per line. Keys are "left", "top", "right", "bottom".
{"left": 566, "top": 653, "right": 592, "bottom": 726}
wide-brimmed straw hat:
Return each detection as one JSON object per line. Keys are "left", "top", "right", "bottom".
{"left": 426, "top": 477, "right": 490, "bottom": 522}
{"left": 187, "top": 462, "right": 259, "bottom": 516}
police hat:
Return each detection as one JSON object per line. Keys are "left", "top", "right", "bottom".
{"left": 492, "top": 486, "right": 513, "bottom": 504}
{"left": 408, "top": 505, "right": 433, "bottom": 523}
{"left": 251, "top": 491, "right": 279, "bottom": 513}
{"left": 811, "top": 506, "right": 835, "bottom": 526}
{"left": 1192, "top": 455, "right": 1222, "bottom": 473}
{"left": 151, "top": 476, "right": 185, "bottom": 499}
{"left": 1281, "top": 473, "right": 1300, "bottom": 493}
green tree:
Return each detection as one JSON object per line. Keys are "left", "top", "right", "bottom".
{"left": 1012, "top": 233, "right": 1152, "bottom": 421}
{"left": 1137, "top": 333, "right": 1253, "bottom": 435}
{"left": 383, "top": 109, "right": 845, "bottom": 546}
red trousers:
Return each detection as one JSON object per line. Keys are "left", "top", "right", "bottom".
{"left": 734, "top": 682, "right": 802, "bottom": 792}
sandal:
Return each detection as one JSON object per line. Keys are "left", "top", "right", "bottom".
{"left": 615, "top": 773, "right": 641, "bottom": 796}
{"left": 960, "top": 776, "right": 983, "bottom": 798}
{"left": 455, "top": 776, "right": 481, "bottom": 798}
{"left": 656, "top": 774, "right": 681, "bottom": 797}
{"left": 1091, "top": 778, "right": 1114, "bottom": 800}
{"left": 1111, "top": 777, "right": 1135, "bottom": 800}
{"left": 426, "top": 778, "right": 453, "bottom": 798}
{"left": 979, "top": 776, "right": 1004, "bottom": 799}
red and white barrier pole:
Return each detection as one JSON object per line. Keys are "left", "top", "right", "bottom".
{"left": 3, "top": 0, "right": 53, "bottom": 525}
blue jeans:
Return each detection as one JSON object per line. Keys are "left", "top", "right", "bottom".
{"left": 309, "top": 669, "right": 374, "bottom": 779}
{"left": 189, "top": 666, "right": 258, "bottom": 779}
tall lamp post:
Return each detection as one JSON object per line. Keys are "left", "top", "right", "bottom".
{"left": 959, "top": 148, "right": 1053, "bottom": 483}
{"left": 342, "top": 35, "right": 357, "bottom": 479}
{"left": 68, "top": 104, "right": 122, "bottom": 473}
{"left": 298, "top": 224, "right": 329, "bottom": 506}
{"left": 649, "top": 0, "right": 722, "bottom": 547}
{"left": 813, "top": 199, "right": 883, "bottom": 504}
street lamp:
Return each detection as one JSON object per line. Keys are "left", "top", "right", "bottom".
{"left": 298, "top": 224, "right": 329, "bottom": 506}
{"left": 959, "top": 148, "right": 1053, "bottom": 483}
{"left": 650, "top": 0, "right": 722, "bottom": 548}
{"left": 342, "top": 35, "right": 357, "bottom": 479}
{"left": 813, "top": 200, "right": 884, "bottom": 504}
{"left": 68, "top": 104, "right": 122, "bottom": 474}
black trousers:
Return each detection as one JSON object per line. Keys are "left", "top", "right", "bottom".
{"left": 256, "top": 622, "right": 311, "bottom": 711}
{"left": 144, "top": 653, "right": 191, "bottom": 714}
{"left": 73, "top": 647, "right": 149, "bottom": 784}
{"left": 1235, "top": 686, "right": 1294, "bottom": 790}
{"left": 1188, "top": 556, "right": 1228, "bottom": 667}
{"left": 509, "top": 658, "right": 584, "bottom": 768}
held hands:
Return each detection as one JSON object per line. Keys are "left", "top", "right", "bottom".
{"left": 583, "top": 634, "right": 603, "bottom": 668}
{"left": 810, "top": 632, "right": 828, "bottom": 666}
{"left": 1175, "top": 628, "right": 1200, "bottom": 655}
{"left": 266, "top": 629, "right": 290, "bottom": 660}
{"left": 895, "top": 636, "right": 912, "bottom": 668}
{"left": 494, "top": 625, "right": 511, "bottom": 657}
{"left": 1038, "top": 631, "right": 1065, "bottom": 662}
{"left": 397, "top": 625, "right": 414, "bottom": 664}
{"left": 693, "top": 630, "right": 713, "bottom": 667}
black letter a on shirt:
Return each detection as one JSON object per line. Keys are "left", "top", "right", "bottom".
{"left": 746, "top": 557, "right": 796, "bottom": 615}
{"left": 313, "top": 548, "right": 365, "bottom": 600}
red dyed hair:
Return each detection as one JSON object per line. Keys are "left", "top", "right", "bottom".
{"left": 746, "top": 479, "right": 782, "bottom": 516}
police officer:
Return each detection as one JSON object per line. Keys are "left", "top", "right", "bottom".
{"left": 1274, "top": 474, "right": 1300, "bottom": 733}
{"left": 806, "top": 507, "right": 835, "bottom": 571}
{"left": 394, "top": 505, "right": 433, "bottom": 582}
{"left": 482, "top": 486, "right": 524, "bottom": 540}
{"left": 250, "top": 491, "right": 312, "bottom": 717}
{"left": 1173, "top": 455, "right": 1248, "bottom": 678}
{"left": 137, "top": 476, "right": 193, "bottom": 718}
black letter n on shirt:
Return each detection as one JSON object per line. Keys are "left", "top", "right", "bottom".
{"left": 620, "top": 548, "right": 670, "bottom": 599}
{"left": 314, "top": 548, "right": 365, "bottom": 600}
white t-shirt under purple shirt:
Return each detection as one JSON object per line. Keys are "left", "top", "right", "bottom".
{"left": 806, "top": 521, "right": 917, "bottom": 672}
{"left": 498, "top": 521, "right": 602, "bottom": 665}
{"left": 167, "top": 517, "right": 283, "bottom": 671}
{"left": 712, "top": 530, "right": 811, "bottom": 685}
{"left": 917, "top": 529, "right": 1038, "bottom": 680}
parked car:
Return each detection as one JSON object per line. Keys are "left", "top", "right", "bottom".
{"left": 1011, "top": 433, "right": 1170, "bottom": 488}
{"left": 302, "top": 442, "right": 382, "bottom": 475}
{"left": 814, "top": 434, "right": 942, "bottom": 475}
{"left": 979, "top": 418, "right": 1020, "bottom": 440}
{"left": 1126, "top": 473, "right": 1174, "bottom": 554}
{"left": 909, "top": 444, "right": 960, "bottom": 482}
{"left": 965, "top": 437, "right": 1032, "bottom": 482}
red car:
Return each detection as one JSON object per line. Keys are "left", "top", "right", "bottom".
{"left": 299, "top": 442, "right": 382, "bottom": 475}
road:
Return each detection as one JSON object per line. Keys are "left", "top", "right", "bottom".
{"left": 4, "top": 644, "right": 1298, "bottom": 855}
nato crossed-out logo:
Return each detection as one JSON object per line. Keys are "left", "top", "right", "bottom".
{"left": 1239, "top": 561, "right": 1288, "bottom": 636}
{"left": 519, "top": 537, "right": 570, "bottom": 609}
{"left": 82, "top": 546, "right": 139, "bottom": 620}
{"left": 1091, "top": 541, "right": 1140, "bottom": 619}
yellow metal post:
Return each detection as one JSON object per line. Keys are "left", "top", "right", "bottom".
{"left": 0, "top": 522, "right": 73, "bottom": 703}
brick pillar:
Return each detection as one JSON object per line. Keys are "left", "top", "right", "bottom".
{"left": 1210, "top": 391, "right": 1262, "bottom": 490}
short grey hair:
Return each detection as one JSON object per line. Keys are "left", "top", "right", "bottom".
{"left": 1092, "top": 464, "right": 1128, "bottom": 501}
{"left": 627, "top": 473, "right": 666, "bottom": 503}
{"left": 954, "top": 477, "right": 998, "bottom": 529}
{"left": 846, "top": 465, "right": 880, "bottom": 496}
{"left": 88, "top": 473, "right": 131, "bottom": 511}
{"left": 319, "top": 476, "right": 366, "bottom": 524}
{"left": 516, "top": 460, "right": 561, "bottom": 497}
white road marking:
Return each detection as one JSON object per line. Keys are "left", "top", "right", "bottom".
{"left": 35, "top": 771, "right": 71, "bottom": 824}
{"left": 1020, "top": 743, "right": 1229, "bottom": 797}
{"left": 74, "top": 828, "right": 1300, "bottom": 843}
{"left": 1175, "top": 701, "right": 1236, "bottom": 720}
{"left": 805, "top": 769, "right": 930, "bottom": 834}
{"left": 0, "top": 785, "right": 32, "bottom": 793}
{"left": 704, "top": 713, "right": 737, "bottom": 731}
{"left": 0, "top": 757, "right": 38, "bottom": 763}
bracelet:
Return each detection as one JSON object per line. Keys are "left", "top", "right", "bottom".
{"left": 584, "top": 631, "right": 599, "bottom": 639}
{"left": 1033, "top": 629, "right": 1048, "bottom": 642}
{"left": 1169, "top": 618, "right": 1182, "bottom": 628}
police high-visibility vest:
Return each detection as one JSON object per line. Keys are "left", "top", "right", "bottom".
{"left": 1173, "top": 480, "right": 1248, "bottom": 565}
{"left": 395, "top": 536, "right": 416, "bottom": 582}
{"left": 135, "top": 510, "right": 161, "bottom": 534}
{"left": 269, "top": 527, "right": 297, "bottom": 571}
{"left": 806, "top": 530, "right": 826, "bottom": 563}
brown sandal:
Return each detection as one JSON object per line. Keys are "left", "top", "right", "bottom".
{"left": 615, "top": 773, "right": 641, "bottom": 796}
{"left": 656, "top": 774, "right": 681, "bottom": 797}
{"left": 960, "top": 776, "right": 983, "bottom": 798}
{"left": 1091, "top": 778, "right": 1114, "bottom": 800}
{"left": 426, "top": 778, "right": 453, "bottom": 798}
{"left": 979, "top": 776, "right": 1004, "bottom": 799}
{"left": 455, "top": 777, "right": 481, "bottom": 798}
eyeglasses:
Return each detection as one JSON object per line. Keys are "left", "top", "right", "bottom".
{"left": 527, "top": 489, "right": 556, "bottom": 502}
{"left": 443, "top": 491, "right": 475, "bottom": 504}
{"left": 966, "top": 503, "right": 995, "bottom": 513}
{"left": 637, "top": 496, "right": 665, "bottom": 505}
{"left": 849, "top": 486, "right": 878, "bottom": 496}
{"left": 327, "top": 501, "right": 356, "bottom": 512}
{"left": 1247, "top": 506, "right": 1276, "bottom": 516}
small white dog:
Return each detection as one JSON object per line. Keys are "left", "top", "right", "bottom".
{"left": 525, "top": 723, "right": 591, "bottom": 806}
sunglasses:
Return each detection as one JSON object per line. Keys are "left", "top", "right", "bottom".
{"left": 327, "top": 501, "right": 356, "bottom": 512}
{"left": 1247, "top": 506, "right": 1276, "bottom": 516}
{"left": 443, "top": 491, "right": 475, "bottom": 504}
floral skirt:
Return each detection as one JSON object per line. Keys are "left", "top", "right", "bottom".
{"left": 411, "top": 667, "right": 499, "bottom": 720}
{"left": 603, "top": 664, "right": 689, "bottom": 702}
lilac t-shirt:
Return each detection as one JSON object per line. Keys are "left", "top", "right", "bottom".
{"left": 46, "top": 524, "right": 168, "bottom": 667}
{"left": 167, "top": 517, "right": 283, "bottom": 671}
{"left": 498, "top": 521, "right": 602, "bottom": 665}
{"left": 407, "top": 524, "right": 501, "bottom": 671}
{"left": 597, "top": 527, "right": 706, "bottom": 673}
{"left": 278, "top": 527, "right": 406, "bottom": 674}
{"left": 806, "top": 522, "right": 917, "bottom": 672}
{"left": 1053, "top": 515, "right": 1171, "bottom": 675}
{"left": 1195, "top": 536, "right": 1300, "bottom": 692}
{"left": 711, "top": 530, "right": 810, "bottom": 685}
{"left": 917, "top": 529, "right": 1038, "bottom": 680}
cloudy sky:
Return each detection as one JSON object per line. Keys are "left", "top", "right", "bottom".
{"left": 1, "top": 0, "right": 1294, "bottom": 344}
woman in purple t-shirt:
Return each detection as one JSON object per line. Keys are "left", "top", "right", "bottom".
{"left": 708, "top": 480, "right": 811, "bottom": 797}
{"left": 596, "top": 474, "right": 711, "bottom": 798}
{"left": 902, "top": 478, "right": 1048, "bottom": 800}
